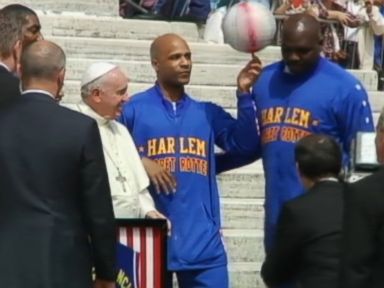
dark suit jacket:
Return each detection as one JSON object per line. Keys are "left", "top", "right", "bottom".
{"left": 261, "top": 181, "right": 344, "bottom": 288}
{"left": 340, "top": 168, "right": 384, "bottom": 288}
{"left": 0, "top": 65, "right": 20, "bottom": 107}
{"left": 0, "top": 92, "right": 116, "bottom": 288}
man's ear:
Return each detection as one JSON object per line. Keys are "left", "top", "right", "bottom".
{"left": 12, "top": 40, "right": 22, "bottom": 74}
{"left": 90, "top": 87, "right": 102, "bottom": 103}
{"left": 151, "top": 59, "right": 159, "bottom": 73}
{"left": 59, "top": 67, "right": 66, "bottom": 80}
{"left": 57, "top": 68, "right": 65, "bottom": 87}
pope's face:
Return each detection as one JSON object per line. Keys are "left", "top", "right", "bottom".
{"left": 97, "top": 69, "right": 129, "bottom": 119}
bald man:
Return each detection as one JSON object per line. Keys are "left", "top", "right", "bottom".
{"left": 119, "top": 33, "right": 261, "bottom": 288}
{"left": 246, "top": 13, "right": 373, "bottom": 260}
{"left": 0, "top": 40, "right": 116, "bottom": 288}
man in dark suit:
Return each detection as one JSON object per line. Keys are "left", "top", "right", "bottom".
{"left": 0, "top": 10, "right": 22, "bottom": 107}
{"left": 0, "top": 40, "right": 117, "bottom": 288}
{"left": 261, "top": 134, "right": 344, "bottom": 288}
{"left": 340, "top": 108, "right": 384, "bottom": 288}
{"left": 0, "top": 4, "right": 43, "bottom": 107}
{"left": 1, "top": 4, "right": 43, "bottom": 48}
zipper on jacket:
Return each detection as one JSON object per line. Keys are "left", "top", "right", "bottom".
{"left": 172, "top": 102, "right": 177, "bottom": 116}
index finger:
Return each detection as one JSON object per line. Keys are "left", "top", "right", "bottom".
{"left": 250, "top": 53, "right": 262, "bottom": 64}
{"left": 163, "top": 171, "right": 177, "bottom": 191}
{"left": 157, "top": 170, "right": 176, "bottom": 192}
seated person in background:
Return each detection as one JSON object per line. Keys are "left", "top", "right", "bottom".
{"left": 120, "top": 0, "right": 211, "bottom": 31}
{"left": 344, "top": 0, "right": 384, "bottom": 70}
{"left": 155, "top": 0, "right": 211, "bottom": 23}
{"left": 261, "top": 134, "right": 344, "bottom": 288}
{"left": 373, "top": 0, "right": 384, "bottom": 70}
{"left": 274, "top": 0, "right": 316, "bottom": 15}
{"left": 64, "top": 62, "right": 168, "bottom": 224}
{"left": 373, "top": 0, "right": 384, "bottom": 89}
{"left": 119, "top": 0, "right": 158, "bottom": 18}
{"left": 216, "top": 0, "right": 271, "bottom": 9}
{"left": 274, "top": 0, "right": 356, "bottom": 64}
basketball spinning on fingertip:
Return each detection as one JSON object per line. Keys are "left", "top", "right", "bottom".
{"left": 222, "top": 0, "right": 276, "bottom": 65}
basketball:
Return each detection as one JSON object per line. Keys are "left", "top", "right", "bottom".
{"left": 222, "top": 1, "right": 277, "bottom": 53}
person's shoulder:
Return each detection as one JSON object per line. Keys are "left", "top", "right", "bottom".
{"left": 320, "top": 58, "right": 362, "bottom": 87}
{"left": 113, "top": 120, "right": 138, "bottom": 144}
{"left": 114, "top": 120, "right": 132, "bottom": 134}
{"left": 0, "top": 70, "right": 19, "bottom": 84}
{"left": 197, "top": 99, "right": 225, "bottom": 114}
{"left": 351, "top": 169, "right": 384, "bottom": 192}
{"left": 57, "top": 104, "right": 95, "bottom": 126}
{"left": 284, "top": 183, "right": 342, "bottom": 214}
{"left": 0, "top": 70, "right": 20, "bottom": 93}
{"left": 346, "top": 171, "right": 384, "bottom": 209}
{"left": 284, "top": 191, "right": 313, "bottom": 212}
{"left": 262, "top": 61, "right": 283, "bottom": 75}
{"left": 61, "top": 102, "right": 78, "bottom": 111}
{"left": 129, "top": 86, "right": 157, "bottom": 105}
{"left": 252, "top": 61, "right": 283, "bottom": 89}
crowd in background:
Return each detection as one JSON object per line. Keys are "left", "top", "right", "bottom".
{"left": 119, "top": 0, "right": 384, "bottom": 89}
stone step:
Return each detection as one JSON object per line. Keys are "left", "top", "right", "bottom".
{"left": 62, "top": 80, "right": 384, "bottom": 112}
{"left": 229, "top": 262, "right": 265, "bottom": 288}
{"left": 218, "top": 169, "right": 265, "bottom": 199}
{"left": 0, "top": 0, "right": 118, "bottom": 16}
{"left": 48, "top": 36, "right": 278, "bottom": 65}
{"left": 37, "top": 14, "right": 201, "bottom": 42}
{"left": 368, "top": 90, "right": 384, "bottom": 113}
{"left": 222, "top": 198, "right": 264, "bottom": 230}
{"left": 224, "top": 229, "right": 264, "bottom": 264}
{"left": 63, "top": 58, "right": 379, "bottom": 91}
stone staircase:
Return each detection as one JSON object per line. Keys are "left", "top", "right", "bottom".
{"left": 1, "top": 1, "right": 383, "bottom": 287}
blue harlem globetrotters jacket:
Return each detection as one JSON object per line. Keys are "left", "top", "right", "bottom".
{"left": 119, "top": 83, "right": 259, "bottom": 271}
{"left": 251, "top": 57, "right": 374, "bottom": 250}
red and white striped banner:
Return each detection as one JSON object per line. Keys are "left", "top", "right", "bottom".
{"left": 118, "top": 226, "right": 165, "bottom": 288}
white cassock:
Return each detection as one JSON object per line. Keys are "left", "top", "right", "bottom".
{"left": 64, "top": 101, "right": 155, "bottom": 218}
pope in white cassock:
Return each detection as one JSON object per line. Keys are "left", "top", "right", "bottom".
{"left": 64, "top": 62, "right": 167, "bottom": 221}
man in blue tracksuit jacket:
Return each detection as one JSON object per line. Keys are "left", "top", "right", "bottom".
{"left": 257, "top": 14, "right": 374, "bottom": 253}
{"left": 221, "top": 14, "right": 374, "bottom": 262}
{"left": 119, "top": 33, "right": 261, "bottom": 287}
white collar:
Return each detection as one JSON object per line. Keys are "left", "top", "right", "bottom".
{"left": 0, "top": 62, "right": 11, "bottom": 72}
{"left": 318, "top": 177, "right": 339, "bottom": 182}
{"left": 284, "top": 65, "right": 292, "bottom": 74}
{"left": 22, "top": 89, "right": 55, "bottom": 99}
{"left": 76, "top": 100, "right": 111, "bottom": 126}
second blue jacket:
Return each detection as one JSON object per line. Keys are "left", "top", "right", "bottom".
{"left": 119, "top": 84, "right": 259, "bottom": 270}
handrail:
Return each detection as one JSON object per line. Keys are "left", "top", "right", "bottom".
{"left": 273, "top": 13, "right": 339, "bottom": 25}
{"left": 273, "top": 13, "right": 341, "bottom": 45}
